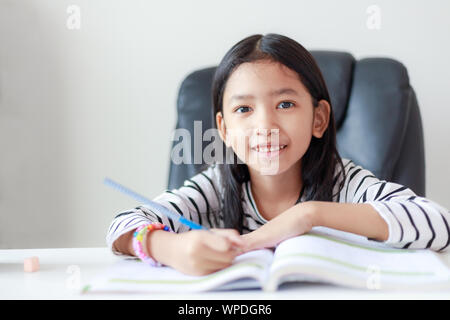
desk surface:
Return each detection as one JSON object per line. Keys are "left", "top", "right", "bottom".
{"left": 1, "top": 247, "right": 450, "bottom": 299}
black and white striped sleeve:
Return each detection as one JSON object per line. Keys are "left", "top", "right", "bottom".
{"left": 337, "top": 159, "right": 450, "bottom": 252}
{"left": 105, "top": 165, "right": 223, "bottom": 255}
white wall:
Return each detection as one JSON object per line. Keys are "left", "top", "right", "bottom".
{"left": 0, "top": 0, "right": 449, "bottom": 249}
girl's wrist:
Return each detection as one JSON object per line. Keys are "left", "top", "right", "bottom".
{"left": 300, "top": 201, "right": 321, "bottom": 228}
{"left": 241, "top": 202, "right": 319, "bottom": 252}
{"left": 146, "top": 229, "right": 178, "bottom": 266}
{"left": 240, "top": 232, "right": 260, "bottom": 252}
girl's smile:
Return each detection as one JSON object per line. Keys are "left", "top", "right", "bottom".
{"left": 251, "top": 143, "right": 287, "bottom": 160}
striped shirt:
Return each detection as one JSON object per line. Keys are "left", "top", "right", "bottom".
{"left": 106, "top": 158, "right": 450, "bottom": 255}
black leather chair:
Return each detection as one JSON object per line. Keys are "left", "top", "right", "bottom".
{"left": 168, "top": 51, "right": 426, "bottom": 197}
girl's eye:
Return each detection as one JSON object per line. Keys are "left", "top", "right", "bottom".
{"left": 234, "top": 102, "right": 294, "bottom": 113}
{"left": 235, "top": 106, "right": 252, "bottom": 113}
{"left": 277, "top": 101, "right": 294, "bottom": 109}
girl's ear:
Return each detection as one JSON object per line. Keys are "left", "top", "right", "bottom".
{"left": 216, "top": 112, "right": 229, "bottom": 146}
{"left": 312, "top": 100, "right": 331, "bottom": 138}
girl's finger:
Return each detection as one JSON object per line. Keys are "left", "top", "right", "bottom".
{"left": 210, "top": 228, "right": 246, "bottom": 248}
{"left": 201, "top": 230, "right": 233, "bottom": 252}
{"left": 198, "top": 241, "right": 239, "bottom": 264}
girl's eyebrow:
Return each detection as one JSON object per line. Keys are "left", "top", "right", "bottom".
{"left": 229, "top": 88, "right": 299, "bottom": 103}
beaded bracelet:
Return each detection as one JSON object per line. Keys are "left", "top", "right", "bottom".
{"left": 132, "top": 223, "right": 171, "bottom": 267}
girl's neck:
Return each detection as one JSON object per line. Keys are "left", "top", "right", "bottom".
{"left": 248, "top": 160, "right": 303, "bottom": 207}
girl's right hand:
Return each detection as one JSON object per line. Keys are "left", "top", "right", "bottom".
{"left": 168, "top": 228, "right": 246, "bottom": 276}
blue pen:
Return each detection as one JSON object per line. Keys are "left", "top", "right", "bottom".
{"left": 103, "top": 177, "right": 208, "bottom": 230}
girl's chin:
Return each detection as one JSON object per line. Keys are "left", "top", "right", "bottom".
{"left": 246, "top": 160, "right": 286, "bottom": 176}
{"left": 250, "top": 148, "right": 285, "bottom": 173}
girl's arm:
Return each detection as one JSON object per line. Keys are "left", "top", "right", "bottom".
{"left": 337, "top": 161, "right": 450, "bottom": 251}
{"left": 113, "top": 226, "right": 245, "bottom": 276}
{"left": 240, "top": 201, "right": 387, "bottom": 251}
{"left": 108, "top": 163, "right": 246, "bottom": 276}
{"left": 107, "top": 165, "right": 223, "bottom": 256}
{"left": 242, "top": 161, "right": 450, "bottom": 252}
{"left": 311, "top": 201, "right": 389, "bottom": 241}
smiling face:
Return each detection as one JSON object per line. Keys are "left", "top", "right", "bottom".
{"left": 216, "top": 59, "right": 330, "bottom": 176}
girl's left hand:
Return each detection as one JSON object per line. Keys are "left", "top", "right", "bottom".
{"left": 240, "top": 202, "right": 317, "bottom": 252}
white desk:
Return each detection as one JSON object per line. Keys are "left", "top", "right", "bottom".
{"left": 1, "top": 247, "right": 450, "bottom": 299}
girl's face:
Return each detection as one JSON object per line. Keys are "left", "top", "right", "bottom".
{"left": 217, "top": 59, "right": 330, "bottom": 176}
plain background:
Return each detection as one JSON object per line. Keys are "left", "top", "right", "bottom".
{"left": 0, "top": 0, "right": 449, "bottom": 249}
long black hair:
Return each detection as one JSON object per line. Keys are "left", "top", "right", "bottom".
{"left": 211, "top": 33, "right": 346, "bottom": 234}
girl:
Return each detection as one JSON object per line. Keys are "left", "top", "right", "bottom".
{"left": 107, "top": 33, "right": 450, "bottom": 276}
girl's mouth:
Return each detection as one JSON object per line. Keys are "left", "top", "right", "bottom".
{"left": 251, "top": 144, "right": 287, "bottom": 159}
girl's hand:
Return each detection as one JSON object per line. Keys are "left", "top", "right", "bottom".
{"left": 167, "top": 228, "right": 246, "bottom": 276}
{"left": 241, "top": 202, "right": 317, "bottom": 252}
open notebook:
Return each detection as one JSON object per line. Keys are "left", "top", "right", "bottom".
{"left": 83, "top": 227, "right": 450, "bottom": 293}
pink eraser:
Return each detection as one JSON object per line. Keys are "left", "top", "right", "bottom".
{"left": 24, "top": 256, "right": 40, "bottom": 272}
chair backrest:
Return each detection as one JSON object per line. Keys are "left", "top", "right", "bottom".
{"left": 168, "top": 51, "right": 426, "bottom": 197}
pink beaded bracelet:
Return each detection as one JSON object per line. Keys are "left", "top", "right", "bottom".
{"left": 132, "top": 223, "right": 171, "bottom": 266}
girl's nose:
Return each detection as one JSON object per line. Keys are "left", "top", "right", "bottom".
{"left": 254, "top": 109, "right": 279, "bottom": 136}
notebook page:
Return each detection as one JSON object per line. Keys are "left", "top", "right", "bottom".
{"left": 266, "top": 231, "right": 450, "bottom": 291}
{"left": 83, "top": 249, "right": 273, "bottom": 294}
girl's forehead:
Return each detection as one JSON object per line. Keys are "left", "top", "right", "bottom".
{"left": 223, "top": 61, "right": 308, "bottom": 100}
{"left": 229, "top": 60, "right": 298, "bottom": 81}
